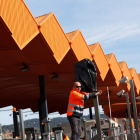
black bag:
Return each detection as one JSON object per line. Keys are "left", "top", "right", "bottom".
{"left": 74, "top": 59, "right": 97, "bottom": 92}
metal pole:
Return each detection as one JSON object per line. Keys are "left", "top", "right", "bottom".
{"left": 18, "top": 109, "right": 25, "bottom": 140}
{"left": 129, "top": 79, "right": 139, "bottom": 140}
{"left": 39, "top": 75, "right": 49, "bottom": 120}
{"left": 109, "top": 120, "right": 112, "bottom": 137}
{"left": 13, "top": 109, "right": 19, "bottom": 137}
{"left": 89, "top": 107, "right": 93, "bottom": 119}
{"left": 38, "top": 99, "right": 43, "bottom": 139}
{"left": 125, "top": 92, "right": 134, "bottom": 139}
{"left": 82, "top": 118, "right": 87, "bottom": 140}
{"left": 107, "top": 87, "right": 112, "bottom": 119}
{"left": 39, "top": 75, "right": 51, "bottom": 140}
{"left": 131, "top": 103, "right": 134, "bottom": 119}
{"left": 0, "top": 124, "right": 2, "bottom": 140}
{"left": 94, "top": 96, "right": 102, "bottom": 140}
{"left": 126, "top": 109, "right": 128, "bottom": 118}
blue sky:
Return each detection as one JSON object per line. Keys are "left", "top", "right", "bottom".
{"left": 1, "top": 0, "right": 140, "bottom": 125}
{"left": 24, "top": 0, "right": 140, "bottom": 71}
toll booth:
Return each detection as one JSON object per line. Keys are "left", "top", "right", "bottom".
{"left": 57, "top": 117, "right": 139, "bottom": 140}
{"left": 25, "top": 127, "right": 39, "bottom": 140}
{"left": 81, "top": 118, "right": 120, "bottom": 140}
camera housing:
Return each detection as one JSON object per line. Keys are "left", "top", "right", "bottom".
{"left": 136, "top": 96, "right": 140, "bottom": 100}
{"left": 117, "top": 90, "right": 125, "bottom": 96}
{"left": 118, "top": 76, "right": 128, "bottom": 83}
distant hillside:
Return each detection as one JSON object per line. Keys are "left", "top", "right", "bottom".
{"left": 2, "top": 118, "right": 40, "bottom": 133}
{"left": 2, "top": 114, "right": 108, "bottom": 133}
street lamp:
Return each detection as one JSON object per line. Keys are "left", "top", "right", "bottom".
{"left": 119, "top": 76, "right": 139, "bottom": 140}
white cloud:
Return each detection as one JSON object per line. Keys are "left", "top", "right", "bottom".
{"left": 83, "top": 23, "right": 140, "bottom": 45}
{"left": 104, "top": 25, "right": 140, "bottom": 43}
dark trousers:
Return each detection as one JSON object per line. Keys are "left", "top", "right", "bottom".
{"left": 67, "top": 116, "right": 82, "bottom": 140}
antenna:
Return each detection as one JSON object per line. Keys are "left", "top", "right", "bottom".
{"left": 107, "top": 87, "right": 112, "bottom": 119}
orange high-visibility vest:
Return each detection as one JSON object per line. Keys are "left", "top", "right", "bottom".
{"left": 67, "top": 88, "right": 88, "bottom": 117}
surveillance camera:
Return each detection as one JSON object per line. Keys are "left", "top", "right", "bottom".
{"left": 136, "top": 96, "right": 140, "bottom": 100}
{"left": 117, "top": 90, "right": 125, "bottom": 96}
{"left": 118, "top": 76, "right": 128, "bottom": 83}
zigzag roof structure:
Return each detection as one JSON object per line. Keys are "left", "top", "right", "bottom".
{"left": 0, "top": 0, "right": 140, "bottom": 116}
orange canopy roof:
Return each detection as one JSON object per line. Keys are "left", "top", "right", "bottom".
{"left": 0, "top": 0, "right": 140, "bottom": 117}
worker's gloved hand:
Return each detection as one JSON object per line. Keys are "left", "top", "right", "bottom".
{"left": 83, "top": 90, "right": 102, "bottom": 100}
{"left": 89, "top": 90, "right": 102, "bottom": 99}
{"left": 95, "top": 90, "right": 102, "bottom": 96}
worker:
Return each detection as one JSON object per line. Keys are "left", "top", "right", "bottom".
{"left": 67, "top": 81, "right": 102, "bottom": 140}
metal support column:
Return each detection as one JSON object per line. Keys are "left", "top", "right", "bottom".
{"left": 126, "top": 109, "right": 128, "bottom": 118}
{"left": 89, "top": 107, "right": 93, "bottom": 119}
{"left": 38, "top": 99, "right": 43, "bottom": 139}
{"left": 13, "top": 108, "right": 19, "bottom": 137}
{"left": 94, "top": 96, "right": 102, "bottom": 140}
{"left": 82, "top": 118, "right": 88, "bottom": 140}
{"left": 39, "top": 75, "right": 51, "bottom": 140}
{"left": 19, "top": 109, "right": 25, "bottom": 140}
{"left": 125, "top": 92, "right": 133, "bottom": 139}
{"left": 39, "top": 75, "right": 49, "bottom": 120}
{"left": 130, "top": 80, "right": 139, "bottom": 140}
{"left": 131, "top": 102, "right": 134, "bottom": 118}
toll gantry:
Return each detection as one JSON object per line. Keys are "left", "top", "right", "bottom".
{"left": 0, "top": 0, "right": 140, "bottom": 140}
